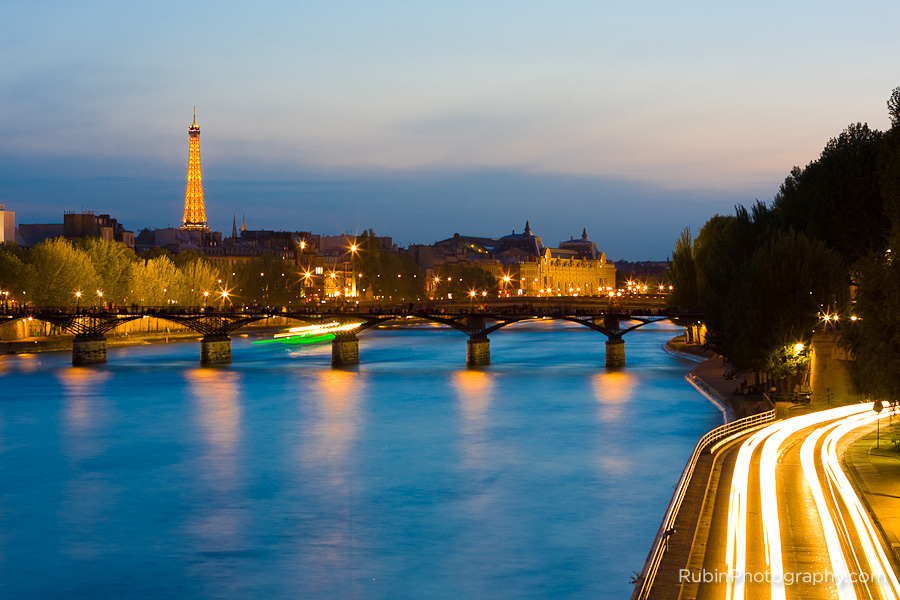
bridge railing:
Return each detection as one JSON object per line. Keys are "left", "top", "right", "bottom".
{"left": 1, "top": 303, "right": 699, "bottom": 319}
{"left": 630, "top": 408, "right": 777, "bottom": 600}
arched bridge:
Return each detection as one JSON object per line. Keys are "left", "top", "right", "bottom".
{"left": 3, "top": 306, "right": 702, "bottom": 368}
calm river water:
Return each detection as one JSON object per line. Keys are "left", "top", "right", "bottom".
{"left": 0, "top": 320, "right": 719, "bottom": 599}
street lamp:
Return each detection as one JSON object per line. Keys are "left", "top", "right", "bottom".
{"left": 75, "top": 290, "right": 82, "bottom": 312}
{"left": 349, "top": 242, "right": 359, "bottom": 297}
{"left": 203, "top": 291, "right": 209, "bottom": 309}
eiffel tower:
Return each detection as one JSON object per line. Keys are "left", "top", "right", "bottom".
{"left": 181, "top": 108, "right": 209, "bottom": 231}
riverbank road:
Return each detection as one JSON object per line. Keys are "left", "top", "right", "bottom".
{"left": 679, "top": 404, "right": 900, "bottom": 600}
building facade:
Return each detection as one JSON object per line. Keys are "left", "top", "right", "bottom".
{"left": 425, "top": 222, "right": 616, "bottom": 298}
{"left": 0, "top": 205, "right": 14, "bottom": 243}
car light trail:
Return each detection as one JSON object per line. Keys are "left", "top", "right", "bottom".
{"left": 800, "top": 420, "right": 857, "bottom": 600}
{"left": 821, "top": 409, "right": 900, "bottom": 599}
{"left": 724, "top": 403, "right": 892, "bottom": 600}
{"left": 725, "top": 426, "right": 771, "bottom": 600}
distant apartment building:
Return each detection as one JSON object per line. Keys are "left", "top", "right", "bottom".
{"left": 0, "top": 205, "right": 15, "bottom": 243}
{"left": 64, "top": 212, "right": 135, "bottom": 248}
{"left": 17, "top": 223, "right": 64, "bottom": 247}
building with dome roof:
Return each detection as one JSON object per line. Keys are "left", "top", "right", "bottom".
{"left": 425, "top": 221, "right": 616, "bottom": 298}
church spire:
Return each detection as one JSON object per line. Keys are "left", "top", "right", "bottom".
{"left": 181, "top": 109, "right": 209, "bottom": 231}
{"left": 232, "top": 214, "right": 238, "bottom": 239}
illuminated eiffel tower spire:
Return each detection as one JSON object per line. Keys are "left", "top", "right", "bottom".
{"left": 181, "top": 107, "right": 209, "bottom": 231}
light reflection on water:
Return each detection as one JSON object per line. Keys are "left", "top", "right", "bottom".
{"left": 0, "top": 322, "right": 718, "bottom": 599}
{"left": 453, "top": 370, "right": 494, "bottom": 470}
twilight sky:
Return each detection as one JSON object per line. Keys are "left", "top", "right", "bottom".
{"left": 2, "top": 1, "right": 898, "bottom": 259}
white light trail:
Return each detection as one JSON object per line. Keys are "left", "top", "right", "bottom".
{"left": 273, "top": 321, "right": 361, "bottom": 338}
{"left": 821, "top": 408, "right": 900, "bottom": 599}
{"left": 724, "top": 404, "right": 878, "bottom": 600}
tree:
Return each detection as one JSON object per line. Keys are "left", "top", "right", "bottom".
{"left": 128, "top": 256, "right": 183, "bottom": 306}
{"left": 231, "top": 255, "right": 303, "bottom": 307}
{"left": 25, "top": 238, "right": 101, "bottom": 307}
{"left": 889, "top": 86, "right": 900, "bottom": 129}
{"left": 0, "top": 243, "right": 31, "bottom": 306}
{"left": 739, "top": 230, "right": 847, "bottom": 371}
{"left": 70, "top": 237, "right": 137, "bottom": 305}
{"left": 355, "top": 230, "right": 424, "bottom": 300}
{"left": 178, "top": 258, "right": 221, "bottom": 306}
{"left": 841, "top": 252, "right": 900, "bottom": 402}
{"left": 433, "top": 263, "right": 497, "bottom": 299}
{"left": 666, "top": 227, "right": 699, "bottom": 309}
{"left": 773, "top": 123, "right": 887, "bottom": 265}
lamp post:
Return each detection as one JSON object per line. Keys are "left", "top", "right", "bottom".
{"left": 221, "top": 290, "right": 229, "bottom": 309}
{"left": 75, "top": 291, "right": 82, "bottom": 313}
{"left": 203, "top": 291, "right": 209, "bottom": 309}
{"left": 349, "top": 243, "right": 358, "bottom": 298}
{"left": 96, "top": 290, "right": 104, "bottom": 310}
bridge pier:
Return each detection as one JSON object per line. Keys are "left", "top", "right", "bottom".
{"left": 467, "top": 336, "right": 491, "bottom": 367}
{"left": 605, "top": 338, "right": 625, "bottom": 368}
{"left": 72, "top": 334, "right": 107, "bottom": 365}
{"left": 332, "top": 333, "right": 360, "bottom": 366}
{"left": 200, "top": 334, "right": 232, "bottom": 365}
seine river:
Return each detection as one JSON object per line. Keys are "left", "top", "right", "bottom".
{"left": 0, "top": 320, "right": 719, "bottom": 599}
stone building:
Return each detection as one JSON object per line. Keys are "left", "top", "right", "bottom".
{"left": 425, "top": 222, "right": 616, "bottom": 297}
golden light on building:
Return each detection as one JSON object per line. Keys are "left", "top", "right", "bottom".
{"left": 181, "top": 107, "right": 209, "bottom": 231}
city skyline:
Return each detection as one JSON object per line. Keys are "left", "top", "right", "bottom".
{"left": 2, "top": 1, "right": 899, "bottom": 259}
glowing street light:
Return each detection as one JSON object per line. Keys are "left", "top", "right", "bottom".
{"left": 349, "top": 242, "right": 359, "bottom": 297}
